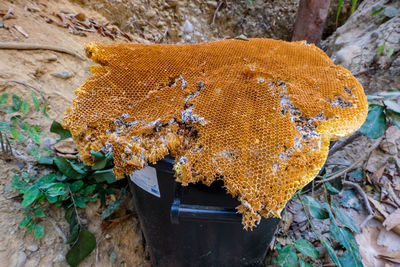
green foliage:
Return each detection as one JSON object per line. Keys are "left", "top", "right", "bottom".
{"left": 50, "top": 121, "right": 72, "bottom": 142}
{"left": 274, "top": 190, "right": 362, "bottom": 267}
{"left": 3, "top": 94, "right": 123, "bottom": 266}
{"left": 359, "top": 93, "right": 400, "bottom": 139}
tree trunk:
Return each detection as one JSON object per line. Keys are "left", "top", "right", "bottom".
{"left": 292, "top": 0, "right": 331, "bottom": 45}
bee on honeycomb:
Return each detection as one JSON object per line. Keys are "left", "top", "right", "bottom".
{"left": 62, "top": 38, "right": 368, "bottom": 229}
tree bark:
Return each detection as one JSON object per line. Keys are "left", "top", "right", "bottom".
{"left": 292, "top": 0, "right": 331, "bottom": 45}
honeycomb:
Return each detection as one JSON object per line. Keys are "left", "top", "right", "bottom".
{"left": 62, "top": 38, "right": 368, "bottom": 229}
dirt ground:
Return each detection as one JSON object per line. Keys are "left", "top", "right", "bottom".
{"left": 0, "top": 1, "right": 148, "bottom": 266}
{"left": 1, "top": 0, "right": 400, "bottom": 266}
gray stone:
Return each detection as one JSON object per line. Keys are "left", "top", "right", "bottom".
{"left": 26, "top": 244, "right": 38, "bottom": 252}
{"left": 14, "top": 251, "right": 27, "bottom": 267}
{"left": 183, "top": 20, "right": 194, "bottom": 33}
{"left": 52, "top": 70, "right": 73, "bottom": 79}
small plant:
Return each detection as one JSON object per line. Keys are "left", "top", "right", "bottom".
{"left": 2, "top": 93, "right": 126, "bottom": 267}
{"left": 274, "top": 186, "right": 362, "bottom": 267}
{"left": 336, "top": 0, "right": 358, "bottom": 27}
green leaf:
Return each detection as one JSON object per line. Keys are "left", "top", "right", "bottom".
{"left": 384, "top": 100, "right": 400, "bottom": 113}
{"left": 294, "top": 238, "right": 319, "bottom": 259}
{"left": 34, "top": 173, "right": 56, "bottom": 189}
{"left": 32, "top": 93, "right": 40, "bottom": 111}
{"left": 348, "top": 168, "right": 363, "bottom": 182}
{"left": 11, "top": 127, "right": 20, "bottom": 140}
{"left": 331, "top": 201, "right": 360, "bottom": 233}
{"left": 10, "top": 115, "right": 22, "bottom": 125}
{"left": 359, "top": 105, "right": 386, "bottom": 139}
{"left": 384, "top": 6, "right": 398, "bottom": 18}
{"left": 371, "top": 7, "right": 384, "bottom": 16}
{"left": 336, "top": 0, "right": 343, "bottom": 24}
{"left": 21, "top": 100, "right": 29, "bottom": 114}
{"left": 91, "top": 150, "right": 107, "bottom": 170}
{"left": 54, "top": 157, "right": 86, "bottom": 179}
{"left": 25, "top": 125, "right": 42, "bottom": 144}
{"left": 66, "top": 228, "right": 96, "bottom": 267}
{"left": 50, "top": 121, "right": 72, "bottom": 142}
{"left": 387, "top": 110, "right": 400, "bottom": 129}
{"left": 9, "top": 175, "right": 29, "bottom": 193}
{"left": 322, "top": 238, "right": 342, "bottom": 267}
{"left": 46, "top": 195, "right": 58, "bottom": 203}
{"left": 303, "top": 195, "right": 330, "bottom": 219}
{"left": 38, "top": 156, "right": 54, "bottom": 165}
{"left": 0, "top": 93, "right": 8, "bottom": 106}
{"left": 90, "top": 169, "right": 116, "bottom": 184}
{"left": 387, "top": 46, "right": 395, "bottom": 58}
{"left": 70, "top": 181, "right": 84, "bottom": 192}
{"left": 326, "top": 182, "right": 340, "bottom": 194}
{"left": 34, "top": 225, "right": 44, "bottom": 238}
{"left": 2, "top": 106, "right": 17, "bottom": 113}
{"left": 25, "top": 223, "right": 35, "bottom": 232}
{"left": 12, "top": 94, "right": 22, "bottom": 111}
{"left": 377, "top": 43, "right": 386, "bottom": 55}
{"left": 276, "top": 245, "right": 298, "bottom": 267}
{"left": 22, "top": 186, "right": 40, "bottom": 207}
{"left": 330, "top": 218, "right": 362, "bottom": 267}
{"left": 299, "top": 258, "right": 313, "bottom": 267}
{"left": 80, "top": 184, "right": 96, "bottom": 196}
{"left": 18, "top": 214, "right": 32, "bottom": 228}
{"left": 67, "top": 223, "right": 80, "bottom": 244}
{"left": 351, "top": 0, "right": 357, "bottom": 14}
{"left": 46, "top": 183, "right": 68, "bottom": 197}
{"left": 74, "top": 196, "right": 87, "bottom": 208}
{"left": 101, "top": 200, "right": 121, "bottom": 221}
{"left": 33, "top": 207, "right": 46, "bottom": 218}
{"left": 339, "top": 189, "right": 362, "bottom": 210}
{"left": 0, "top": 121, "right": 10, "bottom": 131}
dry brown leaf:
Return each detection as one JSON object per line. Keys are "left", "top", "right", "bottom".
{"left": 54, "top": 138, "right": 78, "bottom": 154}
{"left": 356, "top": 227, "right": 389, "bottom": 267}
{"left": 383, "top": 209, "right": 400, "bottom": 231}
{"left": 375, "top": 164, "right": 387, "bottom": 182}
{"left": 378, "top": 251, "right": 400, "bottom": 264}
{"left": 369, "top": 196, "right": 389, "bottom": 217}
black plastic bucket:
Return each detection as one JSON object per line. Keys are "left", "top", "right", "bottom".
{"left": 128, "top": 156, "right": 280, "bottom": 267}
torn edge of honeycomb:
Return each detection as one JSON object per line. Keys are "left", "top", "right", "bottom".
{"left": 62, "top": 39, "right": 368, "bottom": 229}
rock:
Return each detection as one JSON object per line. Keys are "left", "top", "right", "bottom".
{"left": 41, "top": 137, "right": 56, "bottom": 149}
{"left": 14, "top": 251, "right": 27, "bottom": 267}
{"left": 184, "top": 34, "right": 192, "bottom": 42}
{"left": 26, "top": 244, "right": 38, "bottom": 252}
{"left": 323, "top": 0, "right": 400, "bottom": 94}
{"left": 25, "top": 143, "right": 37, "bottom": 154}
{"left": 52, "top": 70, "right": 73, "bottom": 79}
{"left": 183, "top": 20, "right": 194, "bottom": 33}
{"left": 16, "top": 161, "right": 25, "bottom": 170}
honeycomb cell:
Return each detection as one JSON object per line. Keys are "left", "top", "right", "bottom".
{"left": 62, "top": 38, "right": 368, "bottom": 229}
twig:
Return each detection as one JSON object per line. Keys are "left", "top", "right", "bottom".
{"left": 328, "top": 131, "right": 361, "bottom": 157}
{"left": 317, "top": 138, "right": 382, "bottom": 184}
{"left": 387, "top": 184, "right": 400, "bottom": 207}
{"left": 0, "top": 42, "right": 85, "bottom": 60}
{"left": 342, "top": 181, "right": 374, "bottom": 229}
{"left": 7, "top": 80, "right": 43, "bottom": 94}
{"left": 212, "top": 0, "right": 225, "bottom": 25}
{"left": 47, "top": 216, "right": 67, "bottom": 242}
{"left": 69, "top": 188, "right": 81, "bottom": 226}
{"left": 298, "top": 193, "right": 324, "bottom": 241}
